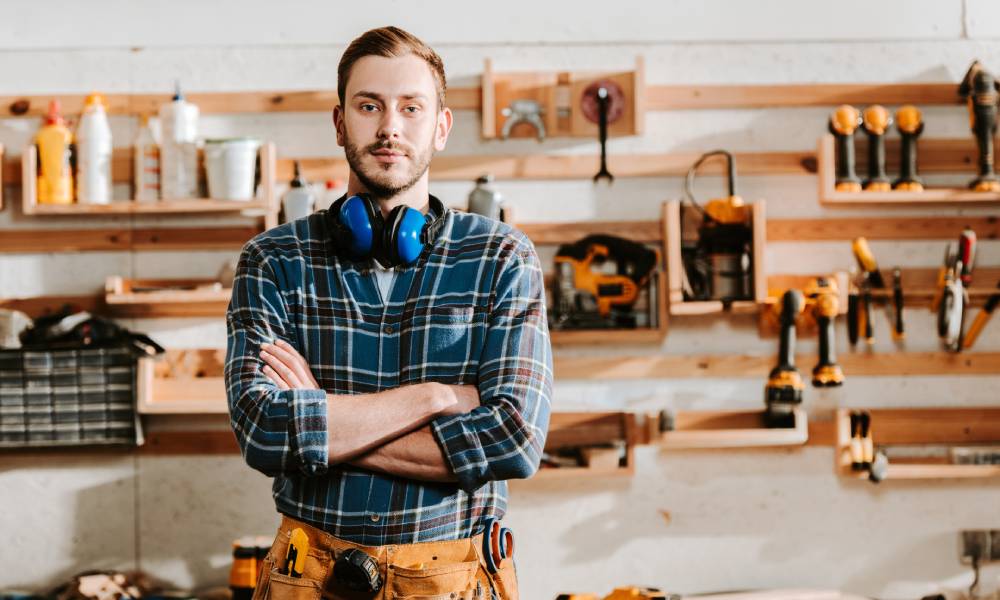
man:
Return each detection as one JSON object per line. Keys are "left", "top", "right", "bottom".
{"left": 225, "top": 26, "right": 552, "bottom": 600}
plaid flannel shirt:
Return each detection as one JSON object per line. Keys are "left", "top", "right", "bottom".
{"left": 225, "top": 201, "right": 552, "bottom": 544}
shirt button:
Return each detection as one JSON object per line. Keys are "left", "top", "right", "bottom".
{"left": 370, "top": 513, "right": 380, "bottom": 522}
{"left": 383, "top": 325, "right": 394, "bottom": 334}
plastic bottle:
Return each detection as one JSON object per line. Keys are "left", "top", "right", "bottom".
{"left": 133, "top": 115, "right": 160, "bottom": 202}
{"left": 281, "top": 161, "right": 315, "bottom": 223}
{"left": 159, "top": 82, "right": 200, "bottom": 199}
{"left": 35, "top": 100, "right": 74, "bottom": 205}
{"left": 467, "top": 173, "right": 504, "bottom": 220}
{"left": 75, "top": 93, "right": 113, "bottom": 204}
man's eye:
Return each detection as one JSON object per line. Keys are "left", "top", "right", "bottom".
{"left": 404, "top": 106, "right": 420, "bottom": 114}
{"left": 360, "top": 104, "right": 379, "bottom": 112}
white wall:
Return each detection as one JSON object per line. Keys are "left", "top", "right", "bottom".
{"left": 2, "top": 2, "right": 999, "bottom": 598}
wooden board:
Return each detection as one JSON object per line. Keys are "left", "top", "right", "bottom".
{"left": 518, "top": 220, "right": 662, "bottom": 245}
{"left": 767, "top": 216, "right": 1000, "bottom": 241}
{"left": 553, "top": 351, "right": 1000, "bottom": 380}
{"left": 834, "top": 407, "right": 1000, "bottom": 481}
{"left": 0, "top": 143, "right": 4, "bottom": 212}
{"left": 817, "top": 135, "right": 1000, "bottom": 206}
{"left": 0, "top": 226, "right": 260, "bottom": 253}
{"left": 656, "top": 408, "right": 808, "bottom": 449}
{"left": 137, "top": 352, "right": 228, "bottom": 415}
{"left": 0, "top": 82, "right": 963, "bottom": 120}
{"left": 105, "top": 276, "right": 229, "bottom": 305}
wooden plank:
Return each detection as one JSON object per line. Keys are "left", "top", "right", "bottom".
{"left": 139, "top": 430, "right": 239, "bottom": 455}
{"left": 0, "top": 226, "right": 258, "bottom": 253}
{"left": 645, "top": 83, "right": 960, "bottom": 110}
{"left": 0, "top": 143, "right": 4, "bottom": 212}
{"left": 767, "top": 216, "right": 1000, "bottom": 241}
{"left": 553, "top": 352, "right": 1000, "bottom": 380}
{"left": 518, "top": 220, "right": 661, "bottom": 245}
{"left": 658, "top": 408, "right": 808, "bottom": 449}
{"left": 0, "top": 294, "right": 104, "bottom": 319}
{"left": 0, "top": 83, "right": 964, "bottom": 120}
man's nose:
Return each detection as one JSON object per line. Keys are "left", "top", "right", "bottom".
{"left": 377, "top": 110, "right": 403, "bottom": 140}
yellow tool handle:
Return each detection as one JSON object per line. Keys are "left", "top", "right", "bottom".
{"left": 963, "top": 309, "right": 991, "bottom": 350}
{"left": 285, "top": 528, "right": 310, "bottom": 577}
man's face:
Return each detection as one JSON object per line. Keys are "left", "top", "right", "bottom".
{"left": 334, "top": 54, "right": 452, "bottom": 199}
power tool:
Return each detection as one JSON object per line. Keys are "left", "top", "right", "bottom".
{"left": 829, "top": 105, "right": 863, "bottom": 192}
{"left": 959, "top": 61, "right": 1000, "bottom": 192}
{"left": 551, "top": 234, "right": 659, "bottom": 330}
{"left": 681, "top": 150, "right": 755, "bottom": 302}
{"left": 765, "top": 289, "right": 805, "bottom": 428}
{"left": 893, "top": 105, "right": 924, "bottom": 191}
{"left": 861, "top": 105, "right": 892, "bottom": 192}
{"left": 806, "top": 277, "right": 844, "bottom": 387}
{"left": 557, "top": 587, "right": 677, "bottom": 600}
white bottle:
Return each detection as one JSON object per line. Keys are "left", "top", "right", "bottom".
{"left": 317, "top": 178, "right": 346, "bottom": 211}
{"left": 281, "top": 161, "right": 315, "bottom": 223}
{"left": 133, "top": 115, "right": 160, "bottom": 202}
{"left": 75, "top": 93, "right": 113, "bottom": 204}
{"left": 159, "top": 82, "right": 199, "bottom": 199}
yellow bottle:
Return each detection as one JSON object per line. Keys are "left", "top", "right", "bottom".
{"left": 35, "top": 100, "right": 74, "bottom": 204}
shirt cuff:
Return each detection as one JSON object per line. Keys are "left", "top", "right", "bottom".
{"left": 285, "top": 388, "right": 329, "bottom": 476}
{"left": 430, "top": 414, "right": 489, "bottom": 494}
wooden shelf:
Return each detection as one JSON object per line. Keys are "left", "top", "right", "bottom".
{"left": 532, "top": 411, "right": 637, "bottom": 480}
{"left": 136, "top": 350, "right": 227, "bottom": 415}
{"left": 21, "top": 142, "right": 279, "bottom": 227}
{"left": 651, "top": 408, "right": 808, "bottom": 449}
{"left": 0, "top": 143, "right": 5, "bottom": 212}
{"left": 817, "top": 134, "right": 1000, "bottom": 206}
{"left": 0, "top": 225, "right": 262, "bottom": 254}
{"left": 0, "top": 83, "right": 964, "bottom": 119}
{"left": 834, "top": 407, "right": 1000, "bottom": 481}
{"left": 106, "top": 276, "right": 229, "bottom": 305}
{"left": 665, "top": 199, "right": 766, "bottom": 316}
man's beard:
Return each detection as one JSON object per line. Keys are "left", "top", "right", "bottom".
{"left": 344, "top": 137, "right": 433, "bottom": 200}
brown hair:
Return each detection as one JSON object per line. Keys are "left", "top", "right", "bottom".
{"left": 338, "top": 26, "right": 447, "bottom": 110}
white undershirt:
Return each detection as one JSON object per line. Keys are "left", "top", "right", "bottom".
{"left": 372, "top": 260, "right": 396, "bottom": 301}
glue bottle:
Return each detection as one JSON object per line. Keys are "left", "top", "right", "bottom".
{"left": 159, "top": 82, "right": 200, "bottom": 199}
{"left": 75, "top": 93, "right": 113, "bottom": 204}
{"left": 35, "top": 100, "right": 74, "bottom": 205}
{"left": 281, "top": 161, "right": 315, "bottom": 223}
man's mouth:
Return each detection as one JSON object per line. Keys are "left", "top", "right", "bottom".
{"left": 370, "top": 148, "right": 407, "bottom": 164}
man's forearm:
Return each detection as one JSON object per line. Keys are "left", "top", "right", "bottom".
{"left": 347, "top": 425, "right": 456, "bottom": 482}
{"left": 327, "top": 383, "right": 447, "bottom": 463}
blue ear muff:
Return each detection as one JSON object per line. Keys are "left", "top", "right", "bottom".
{"left": 339, "top": 195, "right": 376, "bottom": 258}
{"left": 393, "top": 207, "right": 429, "bottom": 265}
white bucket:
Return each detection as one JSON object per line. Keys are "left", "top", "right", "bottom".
{"left": 204, "top": 138, "right": 261, "bottom": 200}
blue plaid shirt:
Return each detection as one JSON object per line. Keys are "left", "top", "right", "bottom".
{"left": 225, "top": 200, "right": 552, "bottom": 544}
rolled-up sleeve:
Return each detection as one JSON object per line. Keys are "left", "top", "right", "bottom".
{"left": 430, "top": 240, "right": 553, "bottom": 493}
{"left": 225, "top": 242, "right": 328, "bottom": 477}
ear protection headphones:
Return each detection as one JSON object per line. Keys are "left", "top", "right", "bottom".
{"left": 328, "top": 194, "right": 447, "bottom": 267}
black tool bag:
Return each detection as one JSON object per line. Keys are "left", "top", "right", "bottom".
{"left": 0, "top": 311, "right": 163, "bottom": 448}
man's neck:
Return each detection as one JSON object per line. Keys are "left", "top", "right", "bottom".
{"left": 346, "top": 174, "right": 430, "bottom": 216}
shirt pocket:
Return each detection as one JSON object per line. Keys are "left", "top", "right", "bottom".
{"left": 423, "top": 305, "right": 479, "bottom": 355}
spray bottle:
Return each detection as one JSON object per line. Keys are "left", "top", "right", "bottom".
{"left": 35, "top": 100, "right": 74, "bottom": 205}
{"left": 76, "top": 93, "right": 113, "bottom": 204}
{"left": 159, "top": 82, "right": 200, "bottom": 199}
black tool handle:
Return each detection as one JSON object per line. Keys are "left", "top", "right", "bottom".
{"left": 777, "top": 291, "right": 798, "bottom": 370}
{"left": 816, "top": 314, "right": 836, "bottom": 368}
{"left": 832, "top": 130, "right": 860, "bottom": 188}
{"left": 973, "top": 94, "right": 998, "bottom": 181}
{"left": 896, "top": 128, "right": 922, "bottom": 188}
{"left": 893, "top": 282, "right": 905, "bottom": 336}
{"left": 847, "top": 290, "right": 859, "bottom": 345}
{"left": 865, "top": 129, "right": 888, "bottom": 187}
{"left": 593, "top": 87, "right": 613, "bottom": 183}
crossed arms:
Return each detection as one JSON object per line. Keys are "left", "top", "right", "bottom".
{"left": 224, "top": 241, "right": 553, "bottom": 493}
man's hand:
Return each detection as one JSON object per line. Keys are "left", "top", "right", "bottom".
{"left": 440, "top": 385, "right": 481, "bottom": 415}
{"left": 259, "top": 339, "right": 320, "bottom": 390}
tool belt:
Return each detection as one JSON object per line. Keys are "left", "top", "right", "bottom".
{"left": 252, "top": 515, "right": 518, "bottom": 600}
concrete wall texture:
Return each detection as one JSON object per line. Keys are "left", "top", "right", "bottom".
{"left": 1, "top": 2, "right": 999, "bottom": 599}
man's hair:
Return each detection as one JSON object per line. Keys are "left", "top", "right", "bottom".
{"left": 338, "top": 26, "right": 447, "bottom": 110}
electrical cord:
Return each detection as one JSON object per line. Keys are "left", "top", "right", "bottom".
{"left": 683, "top": 149, "right": 737, "bottom": 223}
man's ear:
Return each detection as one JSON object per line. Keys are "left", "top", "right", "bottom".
{"left": 333, "top": 105, "right": 345, "bottom": 147}
{"left": 434, "top": 106, "right": 453, "bottom": 152}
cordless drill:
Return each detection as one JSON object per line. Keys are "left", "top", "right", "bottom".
{"left": 765, "top": 289, "right": 805, "bottom": 428}
{"left": 861, "top": 105, "right": 892, "bottom": 192}
{"left": 806, "top": 277, "right": 844, "bottom": 387}
{"left": 959, "top": 61, "right": 1000, "bottom": 192}
{"left": 829, "top": 105, "right": 863, "bottom": 192}
{"left": 893, "top": 105, "right": 924, "bottom": 191}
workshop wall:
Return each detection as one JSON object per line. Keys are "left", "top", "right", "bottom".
{"left": 2, "top": 2, "right": 1000, "bottom": 598}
